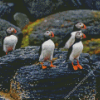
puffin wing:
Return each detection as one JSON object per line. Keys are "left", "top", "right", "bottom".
{"left": 66, "top": 45, "right": 73, "bottom": 61}
{"left": 58, "top": 33, "right": 71, "bottom": 49}
{"left": 38, "top": 40, "right": 44, "bottom": 58}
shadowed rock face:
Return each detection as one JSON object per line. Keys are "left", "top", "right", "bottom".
{"left": 2, "top": 0, "right": 100, "bottom": 23}
{"left": 0, "top": 46, "right": 98, "bottom": 99}
{"left": 29, "top": 10, "right": 100, "bottom": 46}
{"left": 0, "top": 19, "right": 23, "bottom": 57}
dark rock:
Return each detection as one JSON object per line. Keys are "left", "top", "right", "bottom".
{"left": 92, "top": 61, "right": 100, "bottom": 99}
{"left": 29, "top": 10, "right": 100, "bottom": 46}
{"left": 0, "top": 46, "right": 98, "bottom": 99}
{"left": 0, "top": 1, "right": 15, "bottom": 24}
{"left": 0, "top": 46, "right": 93, "bottom": 100}
{"left": 0, "top": 46, "right": 39, "bottom": 91}
{"left": 10, "top": 65, "right": 95, "bottom": 99}
{"left": 0, "top": 19, "right": 23, "bottom": 57}
{"left": 13, "top": 12, "right": 30, "bottom": 29}
{"left": 2, "top": 0, "right": 100, "bottom": 23}
{"left": 29, "top": 33, "right": 44, "bottom": 46}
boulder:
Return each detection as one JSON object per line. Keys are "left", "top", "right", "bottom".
{"left": 2, "top": 0, "right": 100, "bottom": 22}
{"left": 29, "top": 10, "right": 100, "bottom": 46}
{"left": 0, "top": 19, "right": 23, "bottom": 57}
{"left": 0, "top": 46, "right": 99, "bottom": 99}
{"left": 10, "top": 63, "right": 96, "bottom": 100}
{"left": 0, "top": 46, "right": 39, "bottom": 91}
{"left": 0, "top": 45, "right": 96, "bottom": 99}
{"left": 0, "top": 1, "right": 15, "bottom": 23}
{"left": 18, "top": 0, "right": 100, "bottom": 21}
{"left": 92, "top": 60, "right": 100, "bottom": 99}
{"left": 14, "top": 13, "right": 30, "bottom": 29}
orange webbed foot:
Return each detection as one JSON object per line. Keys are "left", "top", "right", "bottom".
{"left": 73, "top": 65, "right": 78, "bottom": 70}
{"left": 77, "top": 64, "right": 83, "bottom": 69}
{"left": 6, "top": 52, "right": 7, "bottom": 55}
{"left": 50, "top": 64, "right": 56, "bottom": 68}
{"left": 42, "top": 66, "right": 47, "bottom": 69}
{"left": 50, "top": 61, "right": 56, "bottom": 68}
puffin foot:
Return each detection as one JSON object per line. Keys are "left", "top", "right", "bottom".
{"left": 42, "top": 66, "right": 47, "bottom": 69}
{"left": 50, "top": 61, "right": 56, "bottom": 67}
{"left": 73, "top": 65, "right": 78, "bottom": 70}
{"left": 40, "top": 62, "right": 47, "bottom": 69}
{"left": 77, "top": 64, "right": 83, "bottom": 69}
{"left": 50, "top": 64, "right": 56, "bottom": 68}
{"left": 6, "top": 52, "right": 7, "bottom": 55}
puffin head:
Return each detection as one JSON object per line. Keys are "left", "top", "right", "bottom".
{"left": 75, "top": 31, "right": 86, "bottom": 39}
{"left": 44, "top": 31, "right": 54, "bottom": 38}
{"left": 73, "top": 22, "right": 87, "bottom": 31}
{"left": 6, "top": 27, "right": 17, "bottom": 35}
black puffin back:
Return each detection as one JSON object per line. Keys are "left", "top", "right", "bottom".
{"left": 66, "top": 45, "right": 73, "bottom": 61}
{"left": 73, "top": 24, "right": 81, "bottom": 31}
{"left": 58, "top": 33, "right": 71, "bottom": 49}
{"left": 58, "top": 23, "right": 82, "bottom": 49}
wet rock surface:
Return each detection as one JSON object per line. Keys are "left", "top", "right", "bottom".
{"left": 0, "top": 19, "right": 23, "bottom": 57}
{"left": 0, "top": 46, "right": 96, "bottom": 99}
{"left": 29, "top": 10, "right": 100, "bottom": 46}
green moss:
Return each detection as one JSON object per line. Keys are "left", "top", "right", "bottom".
{"left": 92, "top": 11, "right": 100, "bottom": 19}
{"left": 21, "top": 18, "right": 44, "bottom": 47}
{"left": 60, "top": 38, "right": 100, "bottom": 55}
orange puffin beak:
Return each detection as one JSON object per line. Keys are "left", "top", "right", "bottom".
{"left": 51, "top": 31, "right": 54, "bottom": 37}
{"left": 13, "top": 29, "right": 17, "bottom": 33}
{"left": 82, "top": 34, "right": 86, "bottom": 39}
{"left": 82, "top": 24, "right": 87, "bottom": 29}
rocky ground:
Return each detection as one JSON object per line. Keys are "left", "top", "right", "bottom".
{"left": 0, "top": 46, "right": 99, "bottom": 99}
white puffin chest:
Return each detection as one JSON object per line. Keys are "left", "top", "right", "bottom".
{"left": 71, "top": 41, "right": 83, "bottom": 58}
{"left": 3, "top": 35, "right": 18, "bottom": 52}
{"left": 39, "top": 39, "right": 55, "bottom": 61}
{"left": 42, "top": 39, "right": 55, "bottom": 52}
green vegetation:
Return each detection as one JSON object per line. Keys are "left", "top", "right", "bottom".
{"left": 21, "top": 18, "right": 44, "bottom": 47}
{"left": 21, "top": 14, "right": 100, "bottom": 55}
{"left": 60, "top": 38, "right": 100, "bottom": 55}
{"left": 83, "top": 38, "right": 100, "bottom": 55}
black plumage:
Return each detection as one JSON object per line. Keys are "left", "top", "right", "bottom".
{"left": 58, "top": 33, "right": 71, "bottom": 49}
{"left": 73, "top": 24, "right": 82, "bottom": 31}
{"left": 58, "top": 25, "right": 81, "bottom": 49}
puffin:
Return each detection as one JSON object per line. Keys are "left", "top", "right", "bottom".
{"left": 39, "top": 31, "right": 56, "bottom": 69}
{"left": 3, "top": 27, "right": 18, "bottom": 55}
{"left": 58, "top": 22, "right": 86, "bottom": 49}
{"left": 66, "top": 31, "right": 86, "bottom": 70}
